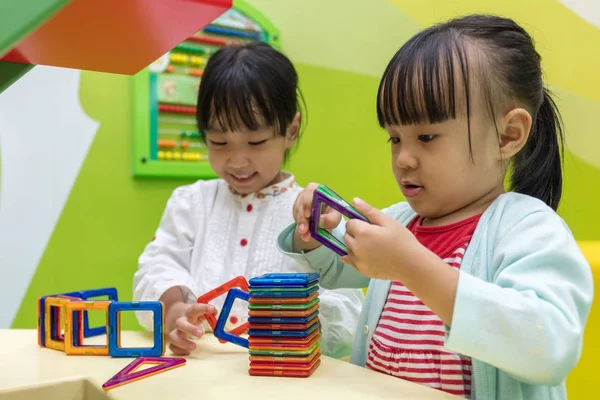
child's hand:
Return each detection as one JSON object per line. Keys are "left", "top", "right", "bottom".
{"left": 166, "top": 302, "right": 217, "bottom": 355}
{"left": 341, "top": 198, "right": 424, "bottom": 280}
{"left": 293, "top": 183, "right": 342, "bottom": 251}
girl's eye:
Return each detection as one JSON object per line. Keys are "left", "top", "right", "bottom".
{"left": 249, "top": 139, "right": 269, "bottom": 146}
{"left": 387, "top": 137, "right": 401, "bottom": 144}
{"left": 418, "top": 134, "right": 436, "bottom": 143}
{"left": 209, "top": 141, "right": 226, "bottom": 146}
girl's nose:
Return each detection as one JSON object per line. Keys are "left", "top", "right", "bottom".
{"left": 228, "top": 152, "right": 250, "bottom": 169}
{"left": 395, "top": 148, "right": 418, "bottom": 169}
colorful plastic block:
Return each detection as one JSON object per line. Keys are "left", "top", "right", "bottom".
{"left": 64, "top": 300, "right": 111, "bottom": 355}
{"left": 310, "top": 184, "right": 369, "bottom": 256}
{"left": 197, "top": 276, "right": 249, "bottom": 343}
{"left": 108, "top": 301, "right": 165, "bottom": 357}
{"left": 62, "top": 287, "right": 118, "bottom": 337}
{"left": 102, "top": 356, "right": 186, "bottom": 391}
{"left": 38, "top": 294, "right": 86, "bottom": 349}
{"left": 44, "top": 297, "right": 70, "bottom": 351}
{"left": 214, "top": 288, "right": 250, "bottom": 348}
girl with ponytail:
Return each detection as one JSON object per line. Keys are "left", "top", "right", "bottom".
{"left": 281, "top": 14, "right": 593, "bottom": 399}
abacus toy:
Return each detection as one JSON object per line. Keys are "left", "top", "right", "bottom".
{"left": 246, "top": 273, "right": 322, "bottom": 378}
{"left": 37, "top": 288, "right": 165, "bottom": 358}
{"left": 310, "top": 184, "right": 369, "bottom": 256}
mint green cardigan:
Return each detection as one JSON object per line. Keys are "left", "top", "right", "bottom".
{"left": 277, "top": 192, "right": 593, "bottom": 400}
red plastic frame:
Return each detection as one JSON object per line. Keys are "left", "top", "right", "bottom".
{"left": 197, "top": 276, "right": 249, "bottom": 344}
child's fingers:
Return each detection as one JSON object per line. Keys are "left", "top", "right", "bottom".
{"left": 321, "top": 209, "right": 342, "bottom": 229}
{"left": 177, "top": 315, "right": 205, "bottom": 337}
{"left": 168, "top": 329, "right": 196, "bottom": 355}
{"left": 294, "top": 202, "right": 308, "bottom": 230}
{"left": 300, "top": 231, "right": 312, "bottom": 242}
{"left": 169, "top": 343, "right": 192, "bottom": 356}
{"left": 301, "top": 183, "right": 320, "bottom": 218}
{"left": 185, "top": 303, "right": 217, "bottom": 322}
{"left": 294, "top": 192, "right": 313, "bottom": 237}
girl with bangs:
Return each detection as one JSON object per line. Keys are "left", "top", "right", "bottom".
{"left": 279, "top": 14, "right": 593, "bottom": 399}
{"left": 133, "top": 43, "right": 364, "bottom": 358}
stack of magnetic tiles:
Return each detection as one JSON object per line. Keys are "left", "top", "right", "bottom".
{"left": 246, "top": 273, "right": 322, "bottom": 378}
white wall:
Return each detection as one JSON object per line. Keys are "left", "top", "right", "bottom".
{"left": 0, "top": 66, "right": 98, "bottom": 328}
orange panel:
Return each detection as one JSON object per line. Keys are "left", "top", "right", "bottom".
{"left": 1, "top": 0, "right": 232, "bottom": 75}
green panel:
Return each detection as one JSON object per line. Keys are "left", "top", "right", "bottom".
{"left": 0, "top": 61, "right": 34, "bottom": 95}
{"left": 0, "top": 0, "right": 71, "bottom": 57}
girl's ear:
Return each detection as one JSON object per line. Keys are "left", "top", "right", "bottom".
{"left": 498, "top": 107, "right": 532, "bottom": 161}
{"left": 285, "top": 112, "right": 301, "bottom": 148}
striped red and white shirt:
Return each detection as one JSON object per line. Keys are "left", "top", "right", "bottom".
{"left": 366, "top": 213, "right": 481, "bottom": 398}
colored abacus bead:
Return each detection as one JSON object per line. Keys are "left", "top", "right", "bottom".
{"left": 157, "top": 139, "right": 176, "bottom": 149}
{"left": 190, "top": 56, "right": 205, "bottom": 66}
{"left": 158, "top": 104, "right": 196, "bottom": 115}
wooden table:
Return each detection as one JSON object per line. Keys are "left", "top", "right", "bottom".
{"left": 0, "top": 329, "right": 458, "bottom": 399}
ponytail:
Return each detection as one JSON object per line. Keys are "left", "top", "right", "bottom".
{"left": 510, "top": 88, "right": 564, "bottom": 211}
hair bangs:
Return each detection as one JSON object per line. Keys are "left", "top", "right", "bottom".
{"left": 200, "top": 69, "right": 284, "bottom": 135}
{"left": 377, "top": 31, "right": 475, "bottom": 127}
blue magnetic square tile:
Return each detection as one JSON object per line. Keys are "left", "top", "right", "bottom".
{"left": 108, "top": 301, "right": 164, "bottom": 357}
{"left": 214, "top": 288, "right": 249, "bottom": 348}
{"left": 66, "top": 288, "right": 118, "bottom": 337}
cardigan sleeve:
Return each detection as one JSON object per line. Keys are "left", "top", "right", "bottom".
{"left": 446, "top": 210, "right": 594, "bottom": 385}
{"left": 276, "top": 220, "right": 371, "bottom": 289}
{"left": 132, "top": 185, "right": 200, "bottom": 331}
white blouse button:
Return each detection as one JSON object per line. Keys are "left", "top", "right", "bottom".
{"left": 363, "top": 324, "right": 369, "bottom": 335}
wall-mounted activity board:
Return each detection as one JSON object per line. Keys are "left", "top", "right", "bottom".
{"left": 131, "top": 0, "right": 280, "bottom": 179}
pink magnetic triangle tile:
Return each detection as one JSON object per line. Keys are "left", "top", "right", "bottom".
{"left": 102, "top": 356, "right": 186, "bottom": 390}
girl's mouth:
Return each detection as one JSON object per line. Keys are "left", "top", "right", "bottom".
{"left": 401, "top": 184, "right": 423, "bottom": 198}
{"left": 229, "top": 172, "right": 258, "bottom": 184}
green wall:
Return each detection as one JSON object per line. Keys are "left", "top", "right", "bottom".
{"left": 10, "top": 0, "right": 600, "bottom": 330}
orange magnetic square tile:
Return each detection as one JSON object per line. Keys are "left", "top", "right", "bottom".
{"left": 44, "top": 297, "right": 70, "bottom": 351}
{"left": 64, "top": 300, "right": 111, "bottom": 355}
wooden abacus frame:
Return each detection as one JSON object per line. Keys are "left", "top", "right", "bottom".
{"left": 131, "top": 0, "right": 280, "bottom": 179}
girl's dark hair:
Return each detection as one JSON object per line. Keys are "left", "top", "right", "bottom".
{"left": 377, "top": 14, "right": 564, "bottom": 210}
{"left": 196, "top": 42, "right": 306, "bottom": 159}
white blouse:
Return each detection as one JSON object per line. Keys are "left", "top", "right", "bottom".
{"left": 133, "top": 173, "right": 364, "bottom": 358}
